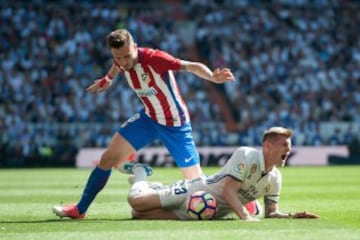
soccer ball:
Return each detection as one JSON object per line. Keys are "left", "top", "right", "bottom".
{"left": 187, "top": 191, "right": 217, "bottom": 220}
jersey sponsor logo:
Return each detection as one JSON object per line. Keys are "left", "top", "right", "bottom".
{"left": 239, "top": 185, "right": 258, "bottom": 202}
{"left": 135, "top": 87, "right": 158, "bottom": 97}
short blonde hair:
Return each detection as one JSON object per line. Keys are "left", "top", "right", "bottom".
{"left": 262, "top": 126, "right": 293, "bottom": 143}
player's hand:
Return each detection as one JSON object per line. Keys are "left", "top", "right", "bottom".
{"left": 242, "top": 215, "right": 260, "bottom": 222}
{"left": 243, "top": 216, "right": 260, "bottom": 222}
{"left": 291, "top": 211, "right": 320, "bottom": 219}
{"left": 211, "top": 68, "right": 235, "bottom": 84}
{"left": 86, "top": 75, "right": 113, "bottom": 93}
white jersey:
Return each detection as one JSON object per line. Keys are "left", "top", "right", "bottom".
{"left": 154, "top": 146, "right": 282, "bottom": 219}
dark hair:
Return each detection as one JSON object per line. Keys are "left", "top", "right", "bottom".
{"left": 106, "top": 29, "right": 134, "bottom": 48}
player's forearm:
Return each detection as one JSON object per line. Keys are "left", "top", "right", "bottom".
{"left": 234, "top": 205, "right": 253, "bottom": 220}
{"left": 107, "top": 64, "right": 121, "bottom": 78}
{"left": 222, "top": 190, "right": 251, "bottom": 220}
{"left": 181, "top": 61, "right": 215, "bottom": 82}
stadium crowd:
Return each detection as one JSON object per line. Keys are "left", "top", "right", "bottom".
{"left": 1, "top": 0, "right": 359, "bottom": 166}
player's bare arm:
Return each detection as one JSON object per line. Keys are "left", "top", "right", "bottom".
{"left": 180, "top": 60, "right": 235, "bottom": 84}
{"left": 264, "top": 196, "right": 320, "bottom": 219}
{"left": 264, "top": 196, "right": 290, "bottom": 218}
{"left": 86, "top": 64, "right": 121, "bottom": 93}
{"left": 221, "top": 176, "right": 259, "bottom": 221}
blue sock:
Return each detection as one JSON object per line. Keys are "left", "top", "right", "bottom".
{"left": 77, "top": 166, "right": 112, "bottom": 214}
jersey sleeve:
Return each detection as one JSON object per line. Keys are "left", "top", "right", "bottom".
{"left": 147, "top": 49, "right": 181, "bottom": 73}
{"left": 264, "top": 168, "right": 282, "bottom": 203}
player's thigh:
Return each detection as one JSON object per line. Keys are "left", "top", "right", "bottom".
{"left": 128, "top": 183, "right": 162, "bottom": 211}
{"left": 117, "top": 112, "right": 157, "bottom": 150}
{"left": 108, "top": 132, "right": 134, "bottom": 157}
{"left": 157, "top": 122, "right": 200, "bottom": 168}
{"left": 99, "top": 133, "right": 136, "bottom": 169}
{"left": 130, "top": 180, "right": 189, "bottom": 210}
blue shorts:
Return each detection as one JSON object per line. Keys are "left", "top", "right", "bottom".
{"left": 118, "top": 111, "right": 200, "bottom": 168}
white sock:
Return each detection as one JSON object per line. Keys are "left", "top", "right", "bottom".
{"left": 133, "top": 165, "right": 147, "bottom": 182}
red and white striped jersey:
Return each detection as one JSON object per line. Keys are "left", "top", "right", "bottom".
{"left": 114, "top": 47, "right": 190, "bottom": 127}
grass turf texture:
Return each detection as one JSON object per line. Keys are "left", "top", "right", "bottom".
{"left": 0, "top": 166, "right": 359, "bottom": 240}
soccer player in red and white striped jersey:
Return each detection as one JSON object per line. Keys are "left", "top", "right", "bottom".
{"left": 53, "top": 28, "right": 235, "bottom": 219}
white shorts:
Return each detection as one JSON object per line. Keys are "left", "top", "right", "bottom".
{"left": 148, "top": 179, "right": 203, "bottom": 220}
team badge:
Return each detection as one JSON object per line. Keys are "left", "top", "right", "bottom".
{"left": 141, "top": 73, "right": 150, "bottom": 84}
{"left": 236, "top": 163, "right": 246, "bottom": 174}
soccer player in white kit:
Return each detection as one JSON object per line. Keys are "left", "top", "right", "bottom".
{"left": 125, "top": 126, "right": 319, "bottom": 220}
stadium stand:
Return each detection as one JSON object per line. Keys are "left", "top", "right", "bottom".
{"left": 0, "top": 0, "right": 359, "bottom": 166}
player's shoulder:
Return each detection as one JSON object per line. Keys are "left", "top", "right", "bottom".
{"left": 139, "top": 47, "right": 167, "bottom": 60}
{"left": 230, "top": 146, "right": 262, "bottom": 167}
{"left": 139, "top": 47, "right": 155, "bottom": 55}
{"left": 235, "top": 146, "right": 261, "bottom": 159}
{"left": 138, "top": 47, "right": 153, "bottom": 62}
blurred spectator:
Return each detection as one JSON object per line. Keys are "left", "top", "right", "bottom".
{"left": 327, "top": 128, "right": 342, "bottom": 145}
{"left": 1, "top": 0, "right": 359, "bottom": 166}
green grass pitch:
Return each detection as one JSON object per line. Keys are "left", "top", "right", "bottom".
{"left": 0, "top": 166, "right": 359, "bottom": 240}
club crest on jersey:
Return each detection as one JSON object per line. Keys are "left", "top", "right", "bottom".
{"left": 141, "top": 73, "right": 150, "bottom": 83}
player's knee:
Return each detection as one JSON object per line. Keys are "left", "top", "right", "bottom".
{"left": 98, "top": 150, "right": 120, "bottom": 169}
{"left": 131, "top": 209, "right": 143, "bottom": 219}
{"left": 127, "top": 194, "right": 147, "bottom": 211}
{"left": 127, "top": 184, "right": 147, "bottom": 211}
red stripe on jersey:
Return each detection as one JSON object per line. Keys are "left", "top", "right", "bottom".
{"left": 143, "top": 64, "right": 173, "bottom": 126}
{"left": 170, "top": 72, "right": 190, "bottom": 124}
{"left": 129, "top": 69, "right": 157, "bottom": 121}
{"left": 129, "top": 69, "right": 141, "bottom": 88}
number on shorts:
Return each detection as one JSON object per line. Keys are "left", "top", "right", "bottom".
{"left": 172, "top": 180, "right": 187, "bottom": 195}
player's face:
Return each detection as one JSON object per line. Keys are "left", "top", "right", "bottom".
{"left": 265, "top": 136, "right": 292, "bottom": 168}
{"left": 111, "top": 43, "right": 138, "bottom": 70}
